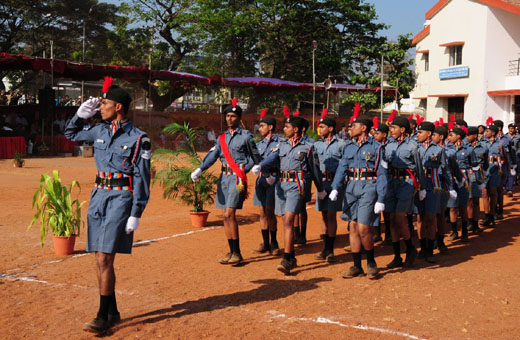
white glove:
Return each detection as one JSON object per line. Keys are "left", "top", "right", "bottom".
{"left": 472, "top": 166, "right": 481, "bottom": 172}
{"left": 478, "top": 183, "right": 486, "bottom": 191}
{"left": 125, "top": 216, "right": 139, "bottom": 234}
{"left": 374, "top": 202, "right": 385, "bottom": 214}
{"left": 252, "top": 164, "right": 261, "bottom": 175}
{"left": 418, "top": 189, "right": 426, "bottom": 201}
{"left": 449, "top": 190, "right": 458, "bottom": 200}
{"left": 318, "top": 191, "right": 327, "bottom": 200}
{"left": 191, "top": 168, "right": 202, "bottom": 182}
{"left": 513, "top": 165, "right": 517, "bottom": 170}
{"left": 511, "top": 169, "right": 516, "bottom": 177}
{"left": 77, "top": 98, "right": 100, "bottom": 119}
{"left": 266, "top": 176, "right": 276, "bottom": 186}
{"left": 458, "top": 180, "right": 465, "bottom": 188}
{"left": 329, "top": 189, "right": 339, "bottom": 201}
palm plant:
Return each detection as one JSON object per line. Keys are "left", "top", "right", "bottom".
{"left": 153, "top": 122, "right": 218, "bottom": 212}
{"left": 28, "top": 170, "right": 86, "bottom": 246}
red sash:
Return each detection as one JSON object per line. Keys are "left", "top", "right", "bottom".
{"left": 219, "top": 133, "right": 249, "bottom": 199}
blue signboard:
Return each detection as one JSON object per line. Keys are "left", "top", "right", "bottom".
{"left": 439, "top": 66, "right": 469, "bottom": 80}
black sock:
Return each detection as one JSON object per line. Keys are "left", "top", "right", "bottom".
{"left": 392, "top": 241, "right": 401, "bottom": 258}
{"left": 404, "top": 238, "right": 414, "bottom": 250}
{"left": 428, "top": 239, "right": 435, "bottom": 256}
{"left": 234, "top": 238, "right": 241, "bottom": 254}
{"left": 270, "top": 230, "right": 277, "bottom": 244}
{"left": 227, "top": 239, "right": 233, "bottom": 253}
{"left": 366, "top": 248, "right": 375, "bottom": 265}
{"left": 437, "top": 234, "right": 445, "bottom": 246}
{"left": 328, "top": 236, "right": 336, "bottom": 253}
{"left": 97, "top": 295, "right": 111, "bottom": 320}
{"left": 420, "top": 238, "right": 427, "bottom": 252}
{"left": 385, "top": 222, "right": 392, "bottom": 240}
{"left": 283, "top": 252, "right": 291, "bottom": 261}
{"left": 320, "top": 233, "right": 326, "bottom": 240}
{"left": 300, "top": 225, "right": 307, "bottom": 239}
{"left": 322, "top": 234, "right": 329, "bottom": 252}
{"left": 261, "top": 229, "right": 270, "bottom": 248}
{"left": 461, "top": 221, "right": 468, "bottom": 236}
{"left": 451, "top": 222, "right": 458, "bottom": 233}
{"left": 375, "top": 225, "right": 381, "bottom": 237}
{"left": 352, "top": 252, "right": 362, "bottom": 268}
{"left": 108, "top": 292, "right": 118, "bottom": 315}
{"left": 290, "top": 250, "right": 295, "bottom": 259}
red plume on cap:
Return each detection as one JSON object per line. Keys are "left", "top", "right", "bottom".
{"left": 353, "top": 103, "right": 361, "bottom": 117}
{"left": 387, "top": 110, "right": 396, "bottom": 124}
{"left": 440, "top": 117, "right": 444, "bottom": 126}
{"left": 283, "top": 106, "right": 291, "bottom": 119}
{"left": 486, "top": 116, "right": 494, "bottom": 127}
{"left": 293, "top": 111, "right": 300, "bottom": 116}
{"left": 320, "top": 108, "right": 328, "bottom": 120}
{"left": 448, "top": 121, "right": 454, "bottom": 131}
{"left": 102, "top": 76, "right": 113, "bottom": 93}
{"left": 349, "top": 116, "right": 355, "bottom": 125}
{"left": 373, "top": 116, "right": 379, "bottom": 130}
{"left": 232, "top": 98, "right": 238, "bottom": 108}
{"left": 461, "top": 126, "right": 468, "bottom": 134}
{"left": 408, "top": 114, "right": 413, "bottom": 121}
{"left": 417, "top": 116, "right": 424, "bottom": 125}
{"left": 416, "top": 114, "right": 421, "bottom": 121}
{"left": 434, "top": 121, "right": 439, "bottom": 127}
{"left": 450, "top": 114, "right": 455, "bottom": 123}
{"left": 260, "top": 109, "right": 267, "bottom": 119}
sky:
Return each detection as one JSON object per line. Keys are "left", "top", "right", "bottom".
{"left": 105, "top": 0, "right": 438, "bottom": 40}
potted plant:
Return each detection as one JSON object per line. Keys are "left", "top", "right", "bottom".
{"left": 153, "top": 122, "right": 218, "bottom": 228}
{"left": 27, "top": 170, "right": 86, "bottom": 255}
{"left": 13, "top": 152, "right": 25, "bottom": 168}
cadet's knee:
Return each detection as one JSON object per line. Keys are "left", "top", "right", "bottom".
{"left": 96, "top": 253, "right": 114, "bottom": 271}
{"left": 223, "top": 209, "right": 235, "bottom": 221}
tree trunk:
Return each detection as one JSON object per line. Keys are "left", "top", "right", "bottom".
{"left": 140, "top": 80, "right": 187, "bottom": 112}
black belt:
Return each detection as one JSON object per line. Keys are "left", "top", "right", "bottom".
{"left": 389, "top": 168, "right": 413, "bottom": 177}
{"left": 95, "top": 176, "right": 131, "bottom": 188}
{"left": 322, "top": 172, "right": 335, "bottom": 181}
{"left": 280, "top": 171, "right": 301, "bottom": 179}
{"left": 346, "top": 170, "right": 377, "bottom": 178}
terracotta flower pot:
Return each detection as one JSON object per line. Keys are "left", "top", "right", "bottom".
{"left": 52, "top": 235, "right": 77, "bottom": 255}
{"left": 190, "top": 211, "right": 210, "bottom": 228}
{"left": 13, "top": 160, "right": 24, "bottom": 168}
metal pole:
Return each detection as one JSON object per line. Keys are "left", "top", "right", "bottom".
{"left": 380, "top": 54, "right": 384, "bottom": 120}
{"left": 312, "top": 40, "right": 317, "bottom": 130}
{"left": 81, "top": 19, "right": 86, "bottom": 102}
{"left": 50, "top": 40, "right": 54, "bottom": 152}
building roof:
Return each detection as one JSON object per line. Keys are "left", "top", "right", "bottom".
{"left": 425, "top": 0, "right": 520, "bottom": 20}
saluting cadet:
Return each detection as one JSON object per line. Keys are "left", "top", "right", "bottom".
{"left": 465, "top": 127, "right": 487, "bottom": 234}
{"left": 372, "top": 117, "right": 390, "bottom": 243}
{"left": 329, "top": 115, "right": 387, "bottom": 279}
{"left": 65, "top": 77, "right": 151, "bottom": 333}
{"left": 252, "top": 109, "right": 280, "bottom": 256}
{"left": 253, "top": 115, "right": 326, "bottom": 275}
{"left": 384, "top": 115, "right": 424, "bottom": 268}
{"left": 191, "top": 99, "right": 261, "bottom": 266}
{"left": 446, "top": 123, "right": 478, "bottom": 242}
{"left": 313, "top": 109, "right": 347, "bottom": 262}
{"left": 415, "top": 120, "right": 455, "bottom": 262}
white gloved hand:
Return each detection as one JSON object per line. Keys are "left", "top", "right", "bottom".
{"left": 374, "top": 202, "right": 385, "bottom": 214}
{"left": 449, "top": 190, "right": 458, "bottom": 200}
{"left": 511, "top": 169, "right": 517, "bottom": 177}
{"left": 418, "top": 189, "right": 427, "bottom": 201}
{"left": 77, "top": 97, "right": 100, "bottom": 119}
{"left": 329, "top": 189, "right": 339, "bottom": 201}
{"left": 478, "top": 183, "right": 486, "bottom": 191}
{"left": 252, "top": 164, "right": 261, "bottom": 175}
{"left": 191, "top": 168, "right": 202, "bottom": 182}
{"left": 513, "top": 165, "right": 517, "bottom": 170}
{"left": 125, "top": 216, "right": 139, "bottom": 234}
{"left": 266, "top": 176, "right": 276, "bottom": 186}
{"left": 318, "top": 191, "right": 327, "bottom": 200}
{"left": 472, "top": 166, "right": 481, "bottom": 172}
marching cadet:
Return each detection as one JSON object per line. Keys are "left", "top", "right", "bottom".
{"left": 313, "top": 109, "right": 347, "bottom": 262}
{"left": 65, "top": 77, "right": 151, "bottom": 333}
{"left": 465, "top": 127, "right": 487, "bottom": 234}
{"left": 372, "top": 117, "right": 391, "bottom": 243}
{"left": 384, "top": 115, "right": 424, "bottom": 268}
{"left": 252, "top": 109, "right": 281, "bottom": 256}
{"left": 191, "top": 98, "right": 261, "bottom": 266}
{"left": 415, "top": 120, "right": 455, "bottom": 262}
{"left": 252, "top": 115, "right": 326, "bottom": 275}
{"left": 446, "top": 123, "right": 478, "bottom": 242}
{"left": 493, "top": 120, "right": 516, "bottom": 219}
{"left": 329, "top": 115, "right": 387, "bottom": 279}
{"left": 432, "top": 124, "right": 451, "bottom": 252}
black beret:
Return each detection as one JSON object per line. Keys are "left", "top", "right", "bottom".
{"left": 467, "top": 127, "right": 478, "bottom": 135}
{"left": 508, "top": 123, "right": 515, "bottom": 128}
{"left": 451, "top": 126, "right": 466, "bottom": 138}
{"left": 391, "top": 116, "right": 410, "bottom": 130}
{"left": 375, "top": 123, "right": 389, "bottom": 133}
{"left": 418, "top": 121, "right": 435, "bottom": 132}
{"left": 409, "top": 118, "right": 417, "bottom": 125}
{"left": 260, "top": 116, "right": 276, "bottom": 128}
{"left": 286, "top": 116, "right": 305, "bottom": 129}
{"left": 319, "top": 117, "right": 336, "bottom": 128}
{"left": 478, "top": 125, "right": 485, "bottom": 129}
{"left": 494, "top": 120, "right": 504, "bottom": 128}
{"left": 434, "top": 126, "right": 448, "bottom": 138}
{"left": 456, "top": 119, "right": 468, "bottom": 127}
{"left": 104, "top": 85, "right": 132, "bottom": 111}
{"left": 354, "top": 116, "right": 373, "bottom": 130}
{"left": 223, "top": 103, "right": 242, "bottom": 116}
{"left": 301, "top": 117, "right": 310, "bottom": 130}
{"left": 487, "top": 124, "right": 498, "bottom": 134}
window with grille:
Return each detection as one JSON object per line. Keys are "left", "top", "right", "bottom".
{"left": 449, "top": 45, "right": 462, "bottom": 66}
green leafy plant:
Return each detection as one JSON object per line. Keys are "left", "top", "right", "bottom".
{"left": 306, "top": 128, "right": 320, "bottom": 141}
{"left": 28, "top": 170, "right": 86, "bottom": 246}
{"left": 152, "top": 122, "right": 218, "bottom": 212}
{"left": 14, "top": 152, "right": 24, "bottom": 165}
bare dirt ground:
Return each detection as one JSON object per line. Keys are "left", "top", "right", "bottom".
{"left": 1, "top": 156, "right": 519, "bottom": 340}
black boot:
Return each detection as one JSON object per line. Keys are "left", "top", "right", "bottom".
{"left": 460, "top": 222, "right": 469, "bottom": 242}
